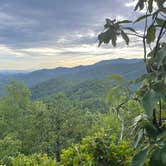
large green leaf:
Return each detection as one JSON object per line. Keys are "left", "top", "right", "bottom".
{"left": 117, "top": 20, "right": 132, "bottom": 24}
{"left": 146, "top": 25, "right": 156, "bottom": 44}
{"left": 121, "top": 30, "right": 129, "bottom": 45}
{"left": 148, "top": 0, "right": 153, "bottom": 13}
{"left": 130, "top": 148, "right": 149, "bottom": 166}
{"left": 155, "top": 44, "right": 166, "bottom": 69}
{"left": 98, "top": 30, "right": 112, "bottom": 47}
{"left": 98, "top": 33, "right": 105, "bottom": 47}
{"left": 156, "top": 18, "right": 166, "bottom": 28}
{"left": 134, "top": 0, "right": 145, "bottom": 11}
{"left": 149, "top": 146, "right": 166, "bottom": 166}
{"left": 104, "top": 18, "right": 115, "bottom": 29}
{"left": 157, "top": 130, "right": 166, "bottom": 141}
{"left": 142, "top": 90, "right": 159, "bottom": 117}
{"left": 111, "top": 32, "right": 117, "bottom": 47}
{"left": 123, "top": 27, "right": 137, "bottom": 33}
{"left": 143, "top": 121, "right": 158, "bottom": 138}
{"left": 106, "top": 86, "right": 121, "bottom": 104}
{"left": 134, "top": 14, "right": 150, "bottom": 23}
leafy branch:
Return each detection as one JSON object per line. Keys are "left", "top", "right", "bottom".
{"left": 98, "top": 0, "right": 166, "bottom": 165}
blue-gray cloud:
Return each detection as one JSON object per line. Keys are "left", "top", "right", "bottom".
{"left": 0, "top": 0, "right": 133, "bottom": 48}
{"left": 0, "top": 0, "right": 144, "bottom": 70}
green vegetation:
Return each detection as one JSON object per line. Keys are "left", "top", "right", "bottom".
{"left": 0, "top": 59, "right": 145, "bottom": 97}
{"left": 98, "top": 0, "right": 166, "bottom": 165}
{"left": 0, "top": 81, "right": 96, "bottom": 165}
{"left": 0, "top": 0, "right": 166, "bottom": 165}
{"left": 12, "top": 153, "right": 57, "bottom": 166}
{"left": 60, "top": 134, "right": 133, "bottom": 166}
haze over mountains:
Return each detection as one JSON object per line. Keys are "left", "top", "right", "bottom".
{"left": 0, "top": 58, "right": 146, "bottom": 98}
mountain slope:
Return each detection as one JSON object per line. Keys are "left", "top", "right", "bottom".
{"left": 0, "top": 59, "right": 146, "bottom": 97}
{"left": 30, "top": 59, "right": 146, "bottom": 99}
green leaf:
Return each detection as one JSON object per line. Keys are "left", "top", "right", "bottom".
{"left": 143, "top": 121, "right": 158, "bottom": 138}
{"left": 142, "top": 90, "right": 159, "bottom": 117}
{"left": 98, "top": 31, "right": 111, "bottom": 47}
{"left": 108, "top": 74, "right": 124, "bottom": 83}
{"left": 146, "top": 25, "right": 156, "bottom": 44}
{"left": 135, "top": 72, "right": 157, "bottom": 84}
{"left": 98, "top": 33, "right": 104, "bottom": 47}
{"left": 157, "top": 130, "right": 166, "bottom": 141}
{"left": 156, "top": 18, "right": 166, "bottom": 28}
{"left": 121, "top": 30, "right": 129, "bottom": 45}
{"left": 111, "top": 32, "right": 117, "bottom": 47}
{"left": 123, "top": 27, "right": 137, "bottom": 33}
{"left": 155, "top": 44, "right": 166, "bottom": 69}
{"left": 148, "top": 0, "right": 153, "bottom": 13}
{"left": 149, "top": 147, "right": 166, "bottom": 166}
{"left": 106, "top": 86, "right": 121, "bottom": 104}
{"left": 134, "top": 14, "right": 150, "bottom": 23}
{"left": 134, "top": 0, "right": 145, "bottom": 11}
{"left": 130, "top": 148, "right": 149, "bottom": 166}
{"left": 161, "top": 146, "right": 166, "bottom": 165}
{"left": 117, "top": 20, "right": 132, "bottom": 24}
{"left": 104, "top": 18, "right": 113, "bottom": 29}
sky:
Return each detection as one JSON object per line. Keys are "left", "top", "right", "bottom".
{"left": 0, "top": 0, "right": 144, "bottom": 70}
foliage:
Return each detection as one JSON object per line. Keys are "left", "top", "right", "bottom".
{"left": 0, "top": 81, "right": 95, "bottom": 164}
{"left": 43, "top": 93, "right": 95, "bottom": 161}
{"left": 98, "top": 0, "right": 166, "bottom": 165}
{"left": 12, "top": 153, "right": 56, "bottom": 166}
{"left": 91, "top": 110, "right": 121, "bottom": 138}
{"left": 60, "top": 133, "right": 133, "bottom": 166}
{"left": 30, "top": 61, "right": 146, "bottom": 100}
{"left": 0, "top": 135, "right": 22, "bottom": 165}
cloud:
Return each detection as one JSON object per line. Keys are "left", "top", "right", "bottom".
{"left": 0, "top": 0, "right": 144, "bottom": 70}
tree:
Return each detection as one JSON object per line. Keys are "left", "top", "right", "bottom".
{"left": 12, "top": 153, "right": 57, "bottom": 166}
{"left": 98, "top": 0, "right": 166, "bottom": 165}
{"left": 44, "top": 93, "right": 94, "bottom": 161}
{"left": 0, "top": 135, "right": 21, "bottom": 165}
{"left": 60, "top": 132, "right": 133, "bottom": 166}
{"left": 0, "top": 81, "right": 31, "bottom": 134}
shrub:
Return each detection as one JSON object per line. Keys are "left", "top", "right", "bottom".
{"left": 12, "top": 153, "right": 56, "bottom": 166}
{"left": 60, "top": 133, "right": 133, "bottom": 166}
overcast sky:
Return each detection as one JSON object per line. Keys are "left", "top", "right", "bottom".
{"left": 0, "top": 0, "right": 144, "bottom": 70}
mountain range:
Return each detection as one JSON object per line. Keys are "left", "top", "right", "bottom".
{"left": 0, "top": 58, "right": 146, "bottom": 98}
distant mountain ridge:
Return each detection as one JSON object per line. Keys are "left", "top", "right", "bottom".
{"left": 30, "top": 59, "right": 146, "bottom": 99}
{"left": 0, "top": 58, "right": 146, "bottom": 97}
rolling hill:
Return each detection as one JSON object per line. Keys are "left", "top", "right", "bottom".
{"left": 0, "top": 58, "right": 146, "bottom": 98}
{"left": 30, "top": 58, "right": 146, "bottom": 99}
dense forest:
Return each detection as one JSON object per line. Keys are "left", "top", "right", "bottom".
{"left": 0, "top": 0, "right": 166, "bottom": 165}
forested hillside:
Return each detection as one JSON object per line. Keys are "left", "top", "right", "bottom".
{"left": 0, "top": 78, "right": 140, "bottom": 165}
{"left": 0, "top": 59, "right": 145, "bottom": 96}
{"left": 31, "top": 59, "right": 145, "bottom": 99}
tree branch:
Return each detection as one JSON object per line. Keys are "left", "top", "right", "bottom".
{"left": 126, "top": 32, "right": 144, "bottom": 39}
{"left": 154, "top": 20, "right": 166, "bottom": 57}
{"left": 143, "top": 11, "right": 148, "bottom": 63}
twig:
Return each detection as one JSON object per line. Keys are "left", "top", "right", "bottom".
{"left": 126, "top": 32, "right": 144, "bottom": 39}
{"left": 154, "top": 20, "right": 166, "bottom": 57}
